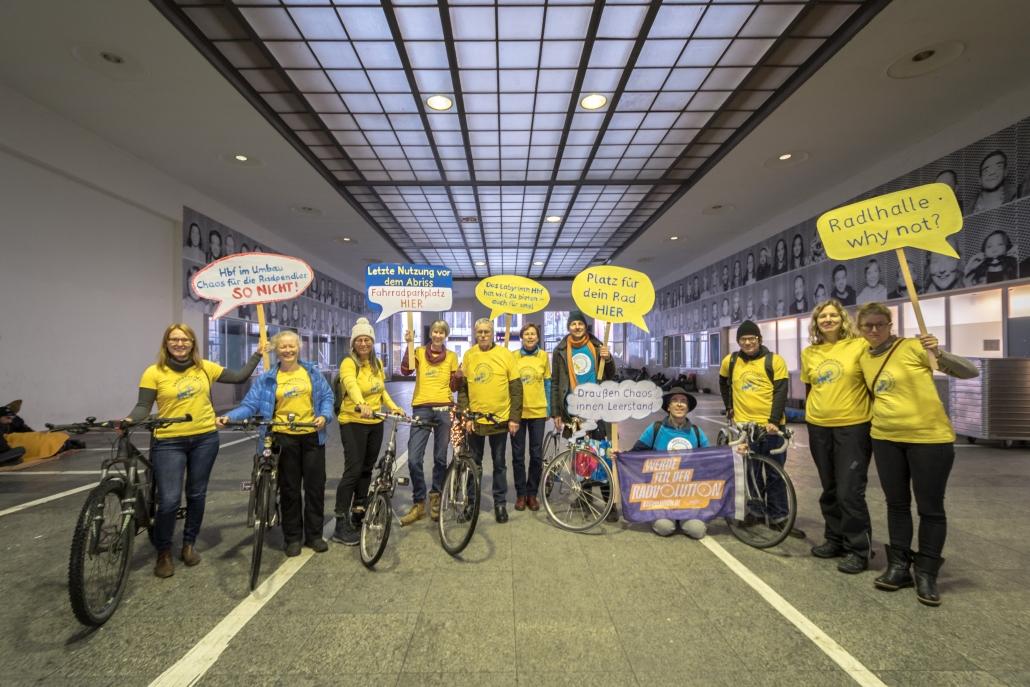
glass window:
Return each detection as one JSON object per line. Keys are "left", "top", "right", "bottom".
{"left": 901, "top": 297, "right": 946, "bottom": 345}
{"left": 708, "top": 332, "right": 720, "bottom": 367}
{"left": 950, "top": 290, "right": 1002, "bottom": 358}
{"left": 1009, "top": 284, "right": 1030, "bottom": 317}
{"left": 775, "top": 317, "right": 799, "bottom": 371}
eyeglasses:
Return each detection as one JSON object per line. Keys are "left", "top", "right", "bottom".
{"left": 167, "top": 337, "right": 192, "bottom": 344}
{"left": 860, "top": 322, "right": 891, "bottom": 331}
{"left": 738, "top": 336, "right": 760, "bottom": 344}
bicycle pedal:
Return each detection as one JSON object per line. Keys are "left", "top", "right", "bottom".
{"left": 396, "top": 477, "right": 409, "bottom": 486}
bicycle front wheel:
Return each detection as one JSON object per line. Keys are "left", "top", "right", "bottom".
{"left": 541, "top": 449, "right": 613, "bottom": 532}
{"left": 249, "top": 470, "right": 273, "bottom": 591}
{"left": 438, "top": 458, "right": 481, "bottom": 556}
{"left": 542, "top": 429, "right": 561, "bottom": 466}
{"left": 359, "top": 491, "right": 392, "bottom": 569}
{"left": 725, "top": 454, "right": 797, "bottom": 549}
{"left": 68, "top": 479, "right": 134, "bottom": 626}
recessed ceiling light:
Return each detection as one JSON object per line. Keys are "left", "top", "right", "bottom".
{"left": 580, "top": 94, "right": 607, "bottom": 110}
{"left": 702, "top": 203, "right": 736, "bottom": 216}
{"left": 475, "top": 260, "right": 486, "bottom": 266}
{"left": 426, "top": 95, "right": 453, "bottom": 111}
{"left": 335, "top": 236, "right": 355, "bottom": 244}
{"left": 71, "top": 45, "right": 144, "bottom": 81}
{"left": 100, "top": 51, "right": 125, "bottom": 65}
{"left": 887, "top": 41, "right": 964, "bottom": 79}
{"left": 534, "top": 260, "right": 544, "bottom": 266}
{"left": 233, "top": 153, "right": 249, "bottom": 162}
{"left": 763, "top": 151, "right": 809, "bottom": 168}
{"left": 545, "top": 215, "right": 562, "bottom": 223}
{"left": 221, "top": 152, "right": 263, "bottom": 167}
{"left": 290, "top": 205, "right": 323, "bottom": 217}
{"left": 669, "top": 235, "right": 679, "bottom": 241}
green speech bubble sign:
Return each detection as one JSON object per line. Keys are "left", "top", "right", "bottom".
{"left": 816, "top": 182, "right": 963, "bottom": 260}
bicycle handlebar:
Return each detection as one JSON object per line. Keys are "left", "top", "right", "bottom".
{"left": 452, "top": 408, "right": 502, "bottom": 424}
{"left": 220, "top": 415, "right": 320, "bottom": 430}
{"left": 373, "top": 411, "right": 436, "bottom": 427}
{"left": 727, "top": 421, "right": 792, "bottom": 455}
{"left": 46, "top": 415, "right": 192, "bottom": 433}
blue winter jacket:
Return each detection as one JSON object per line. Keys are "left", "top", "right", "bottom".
{"left": 225, "top": 360, "right": 335, "bottom": 446}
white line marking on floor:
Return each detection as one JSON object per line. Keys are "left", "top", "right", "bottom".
{"left": 699, "top": 537, "right": 887, "bottom": 687}
{"left": 149, "top": 520, "right": 335, "bottom": 687}
{"left": 0, "top": 484, "right": 96, "bottom": 518}
{"left": 0, "top": 436, "right": 254, "bottom": 516}
{"left": 0, "top": 470, "right": 102, "bottom": 476}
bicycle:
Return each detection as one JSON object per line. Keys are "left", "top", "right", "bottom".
{"left": 221, "top": 415, "right": 319, "bottom": 591}
{"left": 717, "top": 421, "right": 798, "bottom": 548}
{"left": 358, "top": 412, "right": 433, "bottom": 568}
{"left": 540, "top": 417, "right": 615, "bottom": 532}
{"left": 437, "top": 407, "right": 499, "bottom": 556}
{"left": 48, "top": 414, "right": 191, "bottom": 627}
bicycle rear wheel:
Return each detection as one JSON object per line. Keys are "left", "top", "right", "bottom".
{"left": 359, "top": 491, "right": 392, "bottom": 569}
{"left": 541, "top": 449, "right": 613, "bottom": 532}
{"left": 68, "top": 479, "right": 134, "bottom": 626}
{"left": 438, "top": 458, "right": 481, "bottom": 556}
{"left": 249, "top": 470, "right": 273, "bottom": 591}
{"left": 725, "top": 454, "right": 797, "bottom": 548}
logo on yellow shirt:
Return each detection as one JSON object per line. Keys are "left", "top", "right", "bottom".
{"left": 519, "top": 366, "right": 541, "bottom": 386}
{"left": 875, "top": 371, "right": 895, "bottom": 395}
{"left": 739, "top": 372, "right": 764, "bottom": 393}
{"left": 473, "top": 363, "right": 493, "bottom": 384}
{"left": 282, "top": 381, "right": 302, "bottom": 398}
{"left": 813, "top": 360, "right": 844, "bottom": 386}
{"left": 175, "top": 375, "right": 201, "bottom": 401}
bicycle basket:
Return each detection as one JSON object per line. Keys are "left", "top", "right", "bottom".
{"left": 574, "top": 449, "right": 599, "bottom": 478}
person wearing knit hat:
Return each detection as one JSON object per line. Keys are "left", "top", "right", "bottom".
{"left": 331, "top": 317, "right": 403, "bottom": 545}
{"left": 719, "top": 320, "right": 805, "bottom": 539}
{"left": 550, "top": 309, "right": 618, "bottom": 521}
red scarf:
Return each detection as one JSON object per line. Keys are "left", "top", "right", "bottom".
{"left": 424, "top": 345, "right": 447, "bottom": 365}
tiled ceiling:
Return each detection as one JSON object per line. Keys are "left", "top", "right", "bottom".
{"left": 156, "top": 0, "right": 883, "bottom": 278}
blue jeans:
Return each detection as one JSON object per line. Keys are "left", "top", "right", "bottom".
{"left": 406, "top": 407, "right": 452, "bottom": 503}
{"left": 150, "top": 430, "right": 220, "bottom": 551}
{"left": 510, "top": 417, "right": 545, "bottom": 497}
{"left": 469, "top": 431, "right": 509, "bottom": 507}
{"left": 748, "top": 432, "right": 789, "bottom": 520}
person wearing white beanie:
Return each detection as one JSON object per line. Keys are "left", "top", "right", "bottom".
{"left": 331, "top": 317, "right": 403, "bottom": 545}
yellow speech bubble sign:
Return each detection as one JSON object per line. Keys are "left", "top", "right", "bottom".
{"left": 475, "top": 275, "right": 550, "bottom": 320}
{"left": 572, "top": 266, "right": 655, "bottom": 332}
{"left": 816, "top": 183, "right": 962, "bottom": 260}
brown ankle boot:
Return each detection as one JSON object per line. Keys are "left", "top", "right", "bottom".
{"left": 154, "top": 550, "right": 174, "bottom": 578}
{"left": 180, "top": 544, "right": 201, "bottom": 567}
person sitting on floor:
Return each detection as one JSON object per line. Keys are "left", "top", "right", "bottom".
{"left": 0, "top": 399, "right": 84, "bottom": 467}
{"left": 631, "top": 386, "right": 709, "bottom": 537}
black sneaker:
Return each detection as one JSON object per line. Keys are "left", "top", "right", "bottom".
{"left": 837, "top": 552, "right": 868, "bottom": 574}
{"left": 331, "top": 519, "right": 359, "bottom": 546}
{"left": 606, "top": 506, "right": 620, "bottom": 523}
{"left": 285, "top": 541, "right": 302, "bottom": 557}
{"left": 306, "top": 538, "right": 329, "bottom": 553}
{"left": 494, "top": 505, "right": 509, "bottom": 523}
{"left": 811, "top": 541, "right": 846, "bottom": 558}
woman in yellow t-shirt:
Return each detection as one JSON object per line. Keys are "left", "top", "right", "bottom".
{"left": 398, "top": 319, "right": 458, "bottom": 526}
{"left": 124, "top": 323, "right": 267, "bottom": 579}
{"left": 218, "top": 331, "right": 335, "bottom": 557}
{"left": 510, "top": 322, "right": 550, "bottom": 512}
{"left": 857, "top": 302, "right": 978, "bottom": 606}
{"left": 331, "top": 318, "right": 402, "bottom": 546}
{"left": 800, "top": 299, "right": 873, "bottom": 574}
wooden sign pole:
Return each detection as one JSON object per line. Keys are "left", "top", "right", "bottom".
{"left": 256, "top": 304, "right": 270, "bottom": 369}
{"left": 504, "top": 314, "right": 511, "bottom": 347}
{"left": 895, "top": 248, "right": 938, "bottom": 371}
{"left": 406, "top": 311, "right": 416, "bottom": 369}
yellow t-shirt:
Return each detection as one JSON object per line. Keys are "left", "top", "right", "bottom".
{"left": 860, "top": 338, "right": 954, "bottom": 443}
{"left": 411, "top": 347, "right": 458, "bottom": 407}
{"left": 337, "top": 357, "right": 401, "bottom": 425}
{"left": 512, "top": 349, "right": 550, "bottom": 419}
{"left": 719, "top": 351, "right": 788, "bottom": 424}
{"left": 462, "top": 344, "right": 519, "bottom": 424}
{"left": 273, "top": 368, "right": 316, "bottom": 434}
{"left": 139, "top": 360, "right": 224, "bottom": 439}
{"left": 801, "top": 338, "right": 873, "bottom": 427}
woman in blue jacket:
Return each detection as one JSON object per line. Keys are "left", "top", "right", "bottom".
{"left": 632, "top": 386, "right": 709, "bottom": 537}
{"left": 219, "top": 331, "right": 334, "bottom": 556}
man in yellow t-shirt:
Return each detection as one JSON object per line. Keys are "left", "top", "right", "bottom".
{"left": 718, "top": 320, "right": 802, "bottom": 537}
{"left": 457, "top": 318, "right": 523, "bottom": 523}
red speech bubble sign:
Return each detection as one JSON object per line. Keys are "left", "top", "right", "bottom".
{"left": 191, "top": 253, "right": 314, "bottom": 319}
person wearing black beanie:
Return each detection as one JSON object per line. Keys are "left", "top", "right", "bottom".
{"left": 719, "top": 320, "right": 805, "bottom": 538}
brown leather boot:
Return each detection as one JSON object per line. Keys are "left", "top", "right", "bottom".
{"left": 154, "top": 550, "right": 174, "bottom": 578}
{"left": 515, "top": 496, "right": 527, "bottom": 511}
{"left": 429, "top": 492, "right": 441, "bottom": 521}
{"left": 526, "top": 495, "right": 540, "bottom": 511}
{"left": 180, "top": 544, "right": 201, "bottom": 567}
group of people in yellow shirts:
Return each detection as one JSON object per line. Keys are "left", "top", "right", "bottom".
{"left": 128, "top": 298, "right": 975, "bottom": 607}
{"left": 719, "top": 300, "right": 977, "bottom": 607}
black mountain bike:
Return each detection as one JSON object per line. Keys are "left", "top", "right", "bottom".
{"left": 222, "top": 415, "right": 319, "bottom": 591}
{"left": 438, "top": 408, "right": 499, "bottom": 556}
{"left": 48, "top": 414, "right": 191, "bottom": 626}
{"left": 358, "top": 412, "right": 433, "bottom": 568}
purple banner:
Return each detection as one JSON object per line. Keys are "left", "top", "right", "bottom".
{"left": 616, "top": 446, "right": 743, "bottom": 523}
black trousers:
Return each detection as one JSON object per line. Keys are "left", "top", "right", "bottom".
{"left": 334, "top": 422, "right": 384, "bottom": 518}
{"left": 469, "top": 430, "right": 509, "bottom": 506}
{"left": 871, "top": 438, "right": 954, "bottom": 559}
{"left": 274, "top": 432, "right": 326, "bottom": 544}
{"left": 808, "top": 422, "right": 872, "bottom": 555}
